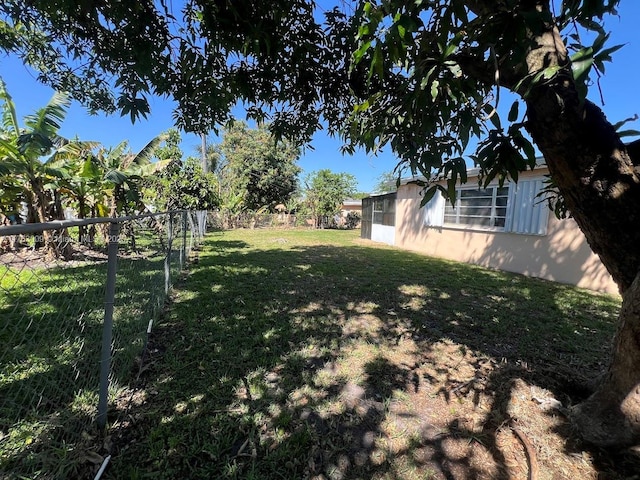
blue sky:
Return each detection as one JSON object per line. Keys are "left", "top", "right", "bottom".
{"left": 1, "top": 1, "right": 639, "bottom": 193}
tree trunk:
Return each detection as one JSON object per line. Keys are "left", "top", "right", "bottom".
{"left": 128, "top": 223, "right": 137, "bottom": 251}
{"left": 28, "top": 181, "right": 50, "bottom": 249}
{"left": 87, "top": 205, "right": 96, "bottom": 248}
{"left": 77, "top": 196, "right": 87, "bottom": 242}
{"left": 517, "top": 9, "right": 640, "bottom": 446}
{"left": 110, "top": 185, "right": 120, "bottom": 217}
{"left": 570, "top": 272, "right": 640, "bottom": 446}
{"left": 53, "top": 190, "right": 65, "bottom": 220}
{"left": 29, "top": 179, "right": 73, "bottom": 259}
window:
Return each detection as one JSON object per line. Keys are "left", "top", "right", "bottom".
{"left": 424, "top": 179, "right": 548, "bottom": 235}
{"left": 444, "top": 186, "right": 509, "bottom": 229}
{"left": 372, "top": 194, "right": 395, "bottom": 226}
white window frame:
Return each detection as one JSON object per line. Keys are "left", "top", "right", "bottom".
{"left": 444, "top": 185, "right": 509, "bottom": 231}
{"left": 424, "top": 178, "right": 549, "bottom": 235}
{"left": 372, "top": 195, "right": 396, "bottom": 226}
{"left": 372, "top": 197, "right": 384, "bottom": 225}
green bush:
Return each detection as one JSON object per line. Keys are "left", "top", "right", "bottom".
{"left": 345, "top": 211, "right": 361, "bottom": 229}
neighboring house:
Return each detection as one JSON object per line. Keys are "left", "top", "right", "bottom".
{"left": 341, "top": 198, "right": 362, "bottom": 216}
{"left": 362, "top": 167, "right": 618, "bottom": 295}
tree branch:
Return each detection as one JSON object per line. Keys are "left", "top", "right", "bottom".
{"left": 466, "top": 0, "right": 551, "bottom": 17}
{"left": 453, "top": 52, "right": 520, "bottom": 91}
{"left": 464, "top": 0, "right": 497, "bottom": 17}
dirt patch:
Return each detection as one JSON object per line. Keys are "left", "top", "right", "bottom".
{"left": 0, "top": 244, "right": 109, "bottom": 269}
{"left": 266, "top": 335, "right": 639, "bottom": 479}
{"left": 0, "top": 242, "right": 166, "bottom": 270}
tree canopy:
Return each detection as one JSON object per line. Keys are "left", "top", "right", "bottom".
{"left": 2, "top": 2, "right": 636, "bottom": 232}
{"left": 0, "top": 78, "right": 181, "bottom": 222}
{"left": 3, "top": 0, "right": 640, "bottom": 447}
{"left": 148, "top": 128, "right": 219, "bottom": 211}
{"left": 217, "top": 121, "right": 301, "bottom": 212}
{"left": 373, "top": 170, "right": 400, "bottom": 194}
{"left": 304, "top": 169, "right": 358, "bottom": 221}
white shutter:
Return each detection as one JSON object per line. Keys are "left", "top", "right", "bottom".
{"left": 424, "top": 190, "right": 445, "bottom": 227}
{"left": 505, "top": 179, "right": 549, "bottom": 235}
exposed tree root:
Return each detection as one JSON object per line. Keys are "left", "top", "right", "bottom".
{"left": 510, "top": 423, "right": 538, "bottom": 480}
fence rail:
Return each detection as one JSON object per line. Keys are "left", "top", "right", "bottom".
{"left": 207, "top": 211, "right": 361, "bottom": 230}
{"left": 0, "top": 210, "right": 203, "bottom": 479}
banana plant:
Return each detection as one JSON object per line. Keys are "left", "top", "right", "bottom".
{"left": 0, "top": 79, "right": 70, "bottom": 222}
{"left": 0, "top": 77, "right": 75, "bottom": 256}
{"left": 49, "top": 141, "right": 103, "bottom": 241}
{"left": 94, "top": 134, "right": 169, "bottom": 217}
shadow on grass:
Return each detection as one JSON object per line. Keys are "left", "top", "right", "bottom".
{"left": 106, "top": 230, "right": 632, "bottom": 479}
{"left": 0, "top": 243, "right": 184, "bottom": 479}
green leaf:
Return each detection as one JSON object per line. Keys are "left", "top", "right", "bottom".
{"left": 542, "top": 65, "right": 561, "bottom": 80}
{"left": 613, "top": 114, "right": 639, "bottom": 131}
{"left": 592, "top": 32, "right": 608, "bottom": 52}
{"left": 353, "top": 40, "right": 372, "bottom": 64}
{"left": 0, "top": 77, "right": 20, "bottom": 135}
{"left": 0, "top": 137, "right": 20, "bottom": 158}
{"left": 420, "top": 65, "right": 438, "bottom": 90}
{"left": 571, "top": 58, "right": 594, "bottom": 82}
{"left": 444, "top": 60, "right": 462, "bottom": 78}
{"left": 483, "top": 105, "right": 501, "bottom": 130}
{"left": 420, "top": 185, "right": 437, "bottom": 207}
{"left": 443, "top": 42, "right": 457, "bottom": 59}
{"left": 508, "top": 101, "right": 519, "bottom": 123}
{"left": 105, "top": 170, "right": 127, "bottom": 185}
{"left": 397, "top": 23, "right": 406, "bottom": 39}
{"left": 430, "top": 80, "right": 439, "bottom": 101}
{"left": 354, "top": 99, "right": 370, "bottom": 113}
{"left": 364, "top": 43, "right": 385, "bottom": 82}
{"left": 618, "top": 130, "right": 640, "bottom": 138}
{"left": 595, "top": 43, "right": 624, "bottom": 61}
{"left": 570, "top": 46, "right": 594, "bottom": 63}
{"left": 447, "top": 177, "right": 457, "bottom": 204}
{"left": 512, "top": 134, "right": 537, "bottom": 168}
{"left": 358, "top": 24, "right": 372, "bottom": 37}
{"left": 80, "top": 158, "right": 100, "bottom": 178}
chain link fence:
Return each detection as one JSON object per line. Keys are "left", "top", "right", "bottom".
{"left": 208, "top": 212, "right": 362, "bottom": 230}
{"left": 0, "top": 211, "right": 201, "bottom": 479}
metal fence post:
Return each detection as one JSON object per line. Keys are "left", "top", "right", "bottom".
{"left": 188, "top": 212, "right": 196, "bottom": 249}
{"left": 181, "top": 211, "right": 187, "bottom": 269}
{"left": 165, "top": 213, "right": 174, "bottom": 295}
{"left": 196, "top": 210, "right": 207, "bottom": 239}
{"left": 97, "top": 221, "right": 120, "bottom": 429}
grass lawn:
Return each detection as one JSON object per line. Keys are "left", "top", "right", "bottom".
{"left": 100, "top": 228, "right": 636, "bottom": 480}
{"left": 0, "top": 222, "right": 185, "bottom": 479}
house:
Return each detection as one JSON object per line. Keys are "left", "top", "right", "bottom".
{"left": 361, "top": 167, "right": 618, "bottom": 295}
{"left": 341, "top": 198, "right": 362, "bottom": 216}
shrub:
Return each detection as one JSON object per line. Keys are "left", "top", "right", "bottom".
{"left": 345, "top": 211, "right": 361, "bottom": 229}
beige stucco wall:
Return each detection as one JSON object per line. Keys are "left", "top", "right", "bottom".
{"left": 395, "top": 175, "right": 618, "bottom": 295}
{"left": 341, "top": 205, "right": 362, "bottom": 216}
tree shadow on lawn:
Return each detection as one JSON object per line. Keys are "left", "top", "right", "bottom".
{"left": 0, "top": 252, "right": 173, "bottom": 479}
{"left": 106, "top": 232, "right": 636, "bottom": 479}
